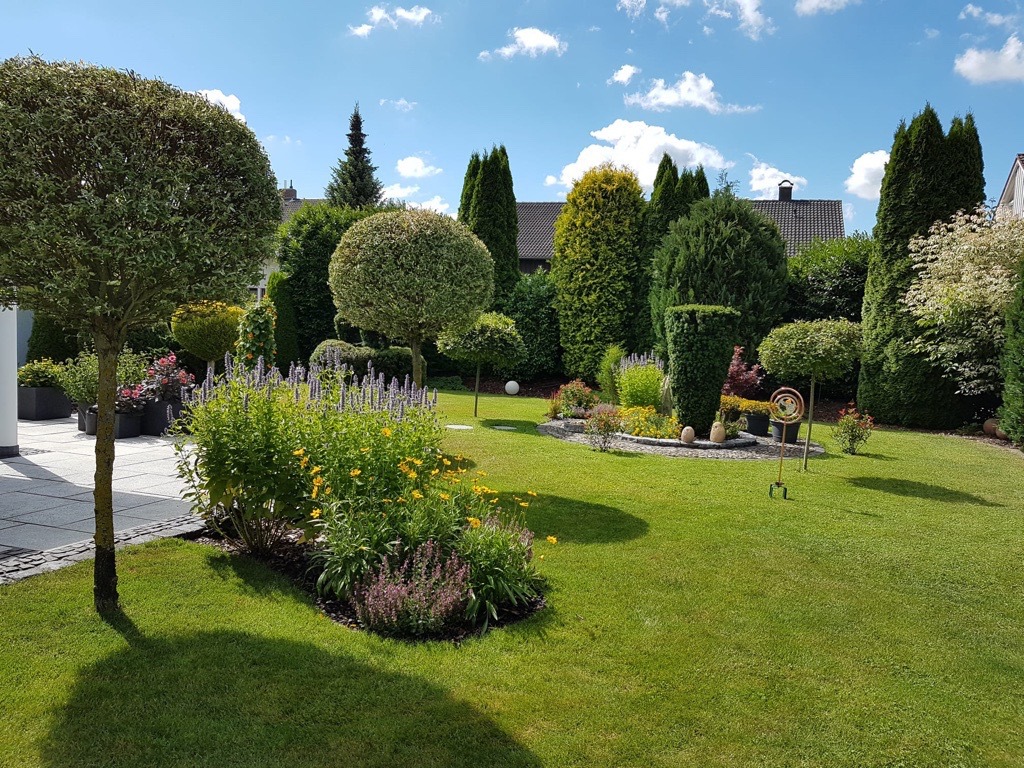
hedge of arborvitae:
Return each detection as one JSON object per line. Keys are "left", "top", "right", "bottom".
{"left": 858, "top": 105, "right": 985, "bottom": 427}
{"left": 650, "top": 188, "right": 786, "bottom": 357}
{"left": 277, "top": 204, "right": 377, "bottom": 362}
{"left": 502, "top": 268, "right": 561, "bottom": 380}
{"left": 266, "top": 271, "right": 300, "bottom": 368}
{"left": 664, "top": 304, "right": 739, "bottom": 435}
{"left": 1000, "top": 268, "right": 1024, "bottom": 443}
{"left": 460, "top": 146, "right": 519, "bottom": 309}
{"left": 550, "top": 164, "right": 646, "bottom": 380}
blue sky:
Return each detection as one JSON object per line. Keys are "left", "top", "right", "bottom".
{"left": 3, "top": 0, "right": 1022, "bottom": 231}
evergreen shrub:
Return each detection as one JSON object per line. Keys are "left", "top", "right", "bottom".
{"left": 25, "top": 315, "right": 79, "bottom": 363}
{"left": 617, "top": 364, "right": 664, "bottom": 409}
{"left": 266, "top": 271, "right": 301, "bottom": 367}
{"left": 1000, "top": 269, "right": 1024, "bottom": 443}
{"left": 597, "top": 344, "right": 626, "bottom": 404}
{"left": 502, "top": 269, "right": 561, "bottom": 381}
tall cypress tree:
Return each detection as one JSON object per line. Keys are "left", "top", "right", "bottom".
{"left": 458, "top": 152, "right": 482, "bottom": 223}
{"left": 693, "top": 165, "right": 710, "bottom": 199}
{"left": 466, "top": 146, "right": 519, "bottom": 309}
{"left": 946, "top": 113, "right": 985, "bottom": 213}
{"left": 859, "top": 104, "right": 985, "bottom": 427}
{"left": 325, "top": 104, "right": 383, "bottom": 209}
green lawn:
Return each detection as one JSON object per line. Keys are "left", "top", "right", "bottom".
{"left": 2, "top": 391, "right": 1023, "bottom": 767}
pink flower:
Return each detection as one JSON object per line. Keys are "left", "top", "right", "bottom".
{"left": 158, "top": 357, "right": 168, "bottom": 366}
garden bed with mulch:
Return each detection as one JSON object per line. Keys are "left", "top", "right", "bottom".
{"left": 538, "top": 419, "right": 825, "bottom": 461}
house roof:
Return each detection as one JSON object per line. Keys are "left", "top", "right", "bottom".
{"left": 998, "top": 153, "right": 1024, "bottom": 208}
{"left": 279, "top": 187, "right": 325, "bottom": 223}
{"left": 515, "top": 196, "right": 845, "bottom": 262}
{"left": 748, "top": 199, "right": 846, "bottom": 257}
{"left": 516, "top": 202, "right": 564, "bottom": 264}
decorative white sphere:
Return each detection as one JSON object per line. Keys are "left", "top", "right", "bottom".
{"left": 504, "top": 380, "right": 520, "bottom": 396}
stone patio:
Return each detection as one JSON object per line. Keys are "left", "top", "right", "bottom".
{"left": 0, "top": 417, "right": 203, "bottom": 584}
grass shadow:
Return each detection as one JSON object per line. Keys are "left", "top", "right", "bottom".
{"left": 515, "top": 493, "right": 649, "bottom": 545}
{"left": 205, "top": 547, "right": 314, "bottom": 599}
{"left": 479, "top": 419, "right": 543, "bottom": 435}
{"left": 847, "top": 477, "right": 1002, "bottom": 507}
{"left": 43, "top": 630, "right": 541, "bottom": 768}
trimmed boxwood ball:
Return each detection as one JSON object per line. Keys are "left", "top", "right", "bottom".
{"left": 310, "top": 339, "right": 415, "bottom": 384}
{"left": 665, "top": 305, "right": 740, "bottom": 436}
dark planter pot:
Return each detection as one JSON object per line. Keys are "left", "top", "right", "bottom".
{"left": 17, "top": 387, "right": 73, "bottom": 420}
{"left": 770, "top": 420, "right": 802, "bottom": 444}
{"left": 114, "top": 412, "right": 142, "bottom": 440}
{"left": 743, "top": 412, "right": 770, "bottom": 437}
{"left": 85, "top": 410, "right": 97, "bottom": 436}
{"left": 77, "top": 403, "right": 88, "bottom": 431}
{"left": 142, "top": 399, "right": 182, "bottom": 436}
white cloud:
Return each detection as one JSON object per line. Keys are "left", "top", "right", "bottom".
{"left": 655, "top": 6, "right": 671, "bottom": 25}
{"left": 396, "top": 156, "right": 442, "bottom": 178}
{"left": 794, "top": 0, "right": 859, "bottom": 16}
{"left": 349, "top": 4, "right": 433, "bottom": 36}
{"left": 959, "top": 3, "right": 1018, "bottom": 28}
{"left": 547, "top": 119, "right": 731, "bottom": 191}
{"left": 844, "top": 149, "right": 889, "bottom": 200}
{"left": 703, "top": 0, "right": 773, "bottom": 39}
{"left": 955, "top": 35, "right": 1024, "bottom": 82}
{"left": 407, "top": 196, "right": 451, "bottom": 215}
{"left": 618, "top": 0, "right": 647, "bottom": 19}
{"left": 382, "top": 182, "right": 420, "bottom": 198}
{"left": 609, "top": 64, "right": 641, "bottom": 85}
{"left": 480, "top": 27, "right": 567, "bottom": 60}
{"left": 263, "top": 135, "right": 302, "bottom": 147}
{"left": 925, "top": 27, "right": 941, "bottom": 39}
{"left": 380, "top": 97, "right": 417, "bottom": 111}
{"left": 195, "top": 89, "right": 245, "bottom": 123}
{"left": 748, "top": 157, "right": 808, "bottom": 199}
{"left": 624, "top": 71, "right": 759, "bottom": 114}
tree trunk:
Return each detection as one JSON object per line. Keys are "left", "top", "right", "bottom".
{"left": 410, "top": 338, "right": 424, "bottom": 388}
{"left": 802, "top": 375, "right": 816, "bottom": 471}
{"left": 93, "top": 332, "right": 120, "bottom": 612}
{"left": 474, "top": 362, "right": 481, "bottom": 418}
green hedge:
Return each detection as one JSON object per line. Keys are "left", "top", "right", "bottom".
{"left": 1000, "top": 269, "right": 1024, "bottom": 443}
{"left": 502, "top": 269, "right": 561, "bottom": 381}
{"left": 26, "top": 315, "right": 79, "bottom": 363}
{"left": 665, "top": 305, "right": 739, "bottom": 436}
{"left": 310, "top": 340, "right": 415, "bottom": 383}
{"left": 266, "top": 271, "right": 301, "bottom": 368}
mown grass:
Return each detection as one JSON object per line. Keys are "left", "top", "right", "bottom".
{"left": 1, "top": 391, "right": 1022, "bottom": 767}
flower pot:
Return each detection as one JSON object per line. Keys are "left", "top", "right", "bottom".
{"left": 17, "top": 387, "right": 73, "bottom": 420}
{"left": 77, "top": 403, "right": 88, "bottom": 431}
{"left": 114, "top": 412, "right": 142, "bottom": 440}
{"left": 770, "top": 419, "right": 802, "bottom": 444}
{"left": 85, "top": 410, "right": 97, "bottom": 436}
{"left": 743, "top": 412, "right": 770, "bottom": 437}
{"left": 142, "top": 399, "right": 182, "bottom": 436}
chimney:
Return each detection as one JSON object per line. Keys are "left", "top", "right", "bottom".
{"left": 280, "top": 181, "right": 297, "bottom": 202}
{"left": 778, "top": 180, "right": 793, "bottom": 202}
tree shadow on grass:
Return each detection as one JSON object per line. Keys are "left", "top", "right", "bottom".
{"left": 43, "top": 628, "right": 541, "bottom": 768}
{"left": 846, "top": 477, "right": 1002, "bottom": 507}
{"left": 513, "top": 494, "right": 649, "bottom": 545}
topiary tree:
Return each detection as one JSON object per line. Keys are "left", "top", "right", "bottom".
{"left": 0, "top": 57, "right": 279, "bottom": 611}
{"left": 265, "top": 271, "right": 300, "bottom": 368}
{"left": 171, "top": 302, "right": 245, "bottom": 378}
{"left": 786, "top": 234, "right": 873, "bottom": 323}
{"left": 759, "top": 319, "right": 862, "bottom": 469}
{"left": 664, "top": 305, "right": 740, "bottom": 435}
{"left": 325, "top": 104, "right": 383, "bottom": 209}
{"left": 457, "top": 152, "right": 482, "bottom": 223}
{"left": 329, "top": 209, "right": 494, "bottom": 387}
{"left": 438, "top": 312, "right": 524, "bottom": 417}
{"left": 650, "top": 188, "right": 787, "bottom": 358}
{"left": 502, "top": 268, "right": 561, "bottom": 381}
{"left": 551, "top": 164, "right": 647, "bottom": 379}
{"left": 277, "top": 204, "right": 378, "bottom": 361}
{"left": 236, "top": 298, "right": 277, "bottom": 370}
{"left": 999, "top": 266, "right": 1024, "bottom": 444}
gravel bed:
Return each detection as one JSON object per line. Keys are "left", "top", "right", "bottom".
{"left": 537, "top": 420, "right": 824, "bottom": 461}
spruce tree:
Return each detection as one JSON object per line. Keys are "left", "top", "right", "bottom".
{"left": 458, "top": 152, "right": 481, "bottom": 223}
{"left": 858, "top": 104, "right": 985, "bottom": 427}
{"left": 325, "top": 104, "right": 383, "bottom": 209}
{"left": 466, "top": 146, "right": 520, "bottom": 309}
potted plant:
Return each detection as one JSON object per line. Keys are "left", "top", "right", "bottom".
{"left": 141, "top": 352, "right": 195, "bottom": 435}
{"left": 114, "top": 384, "right": 148, "bottom": 439}
{"left": 57, "top": 352, "right": 100, "bottom": 431}
{"left": 740, "top": 398, "right": 773, "bottom": 437}
{"left": 768, "top": 402, "right": 802, "bottom": 444}
{"left": 17, "top": 359, "right": 73, "bottom": 420}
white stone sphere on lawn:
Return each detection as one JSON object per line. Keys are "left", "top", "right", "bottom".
{"left": 505, "top": 381, "right": 520, "bottom": 396}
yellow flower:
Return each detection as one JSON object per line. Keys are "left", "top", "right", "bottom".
{"left": 476, "top": 470, "right": 488, "bottom": 477}
{"left": 311, "top": 487, "right": 318, "bottom": 500}
{"left": 411, "top": 489, "right": 424, "bottom": 500}
{"left": 546, "top": 535, "right": 558, "bottom": 545}
{"left": 412, "top": 458, "right": 423, "bottom": 466}
{"left": 442, "top": 458, "right": 451, "bottom": 466}
{"left": 397, "top": 496, "right": 407, "bottom": 504}
{"left": 430, "top": 468, "right": 439, "bottom": 476}
{"left": 300, "top": 456, "right": 309, "bottom": 468}
{"left": 519, "top": 502, "right": 529, "bottom": 508}
{"left": 360, "top": 447, "right": 370, "bottom": 454}
{"left": 310, "top": 508, "right": 322, "bottom": 519}
{"left": 466, "top": 516, "right": 481, "bottom": 529}
{"left": 324, "top": 486, "right": 332, "bottom": 495}
{"left": 310, "top": 465, "right": 322, "bottom": 475}
{"left": 312, "top": 476, "right": 325, "bottom": 487}
{"left": 350, "top": 468, "right": 362, "bottom": 477}
{"left": 292, "top": 448, "right": 305, "bottom": 456}
{"left": 407, "top": 470, "right": 417, "bottom": 480}
{"left": 439, "top": 492, "right": 451, "bottom": 501}
{"left": 381, "top": 427, "right": 392, "bottom": 437}
{"left": 527, "top": 490, "right": 538, "bottom": 497}
{"left": 539, "top": 554, "right": 545, "bottom": 561}
{"left": 489, "top": 498, "right": 498, "bottom": 504}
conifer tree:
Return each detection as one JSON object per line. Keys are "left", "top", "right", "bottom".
{"left": 858, "top": 104, "right": 985, "bottom": 427}
{"left": 325, "top": 104, "right": 383, "bottom": 209}
{"left": 465, "top": 146, "right": 520, "bottom": 309}
{"left": 458, "top": 152, "right": 482, "bottom": 222}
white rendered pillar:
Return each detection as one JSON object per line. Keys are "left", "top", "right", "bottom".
{"left": 0, "top": 305, "right": 19, "bottom": 457}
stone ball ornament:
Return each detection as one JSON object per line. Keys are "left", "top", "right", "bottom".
{"left": 504, "top": 381, "right": 520, "bottom": 396}
{"left": 680, "top": 426, "right": 696, "bottom": 444}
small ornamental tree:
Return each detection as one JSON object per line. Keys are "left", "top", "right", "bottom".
{"left": 171, "top": 302, "right": 245, "bottom": 378}
{"left": 438, "top": 312, "right": 524, "bottom": 416}
{"left": 329, "top": 209, "right": 494, "bottom": 386}
{"left": 664, "top": 305, "right": 740, "bottom": 436}
{"left": 266, "top": 271, "right": 300, "bottom": 368}
{"left": 758, "top": 319, "right": 863, "bottom": 469}
{"left": 236, "top": 298, "right": 277, "bottom": 370}
{"left": 0, "top": 57, "right": 279, "bottom": 611}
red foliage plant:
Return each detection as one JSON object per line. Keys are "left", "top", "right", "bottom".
{"left": 721, "top": 346, "right": 764, "bottom": 398}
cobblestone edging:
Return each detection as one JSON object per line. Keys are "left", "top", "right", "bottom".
{"left": 0, "top": 515, "right": 206, "bottom": 585}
